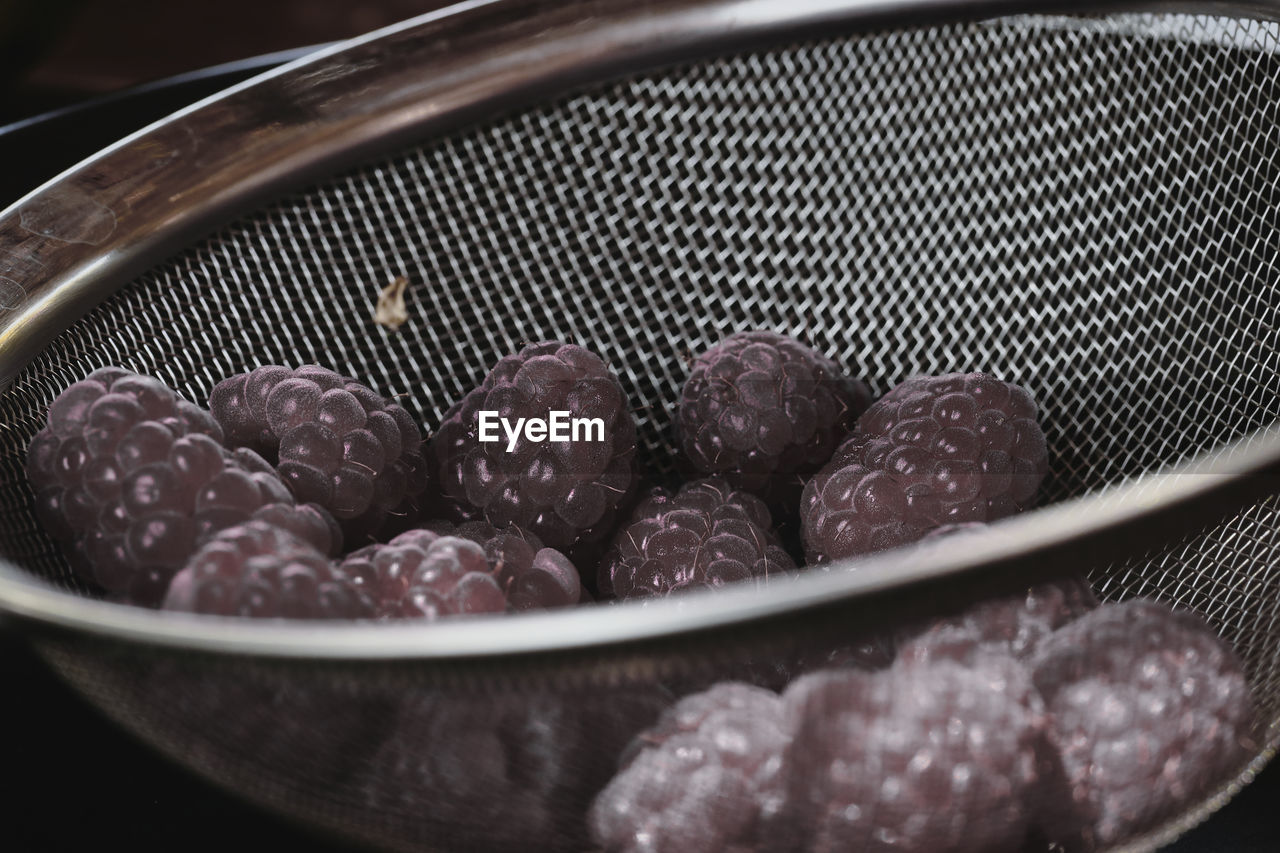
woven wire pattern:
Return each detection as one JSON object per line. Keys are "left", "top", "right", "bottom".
{"left": 1, "top": 12, "right": 1280, "bottom": 849}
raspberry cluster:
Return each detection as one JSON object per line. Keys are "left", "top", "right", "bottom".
{"left": 592, "top": 653, "right": 1057, "bottom": 853}
{"left": 210, "top": 365, "right": 429, "bottom": 543}
{"left": 1029, "top": 601, "right": 1256, "bottom": 847}
{"left": 431, "top": 341, "right": 639, "bottom": 560}
{"left": 164, "top": 520, "right": 372, "bottom": 619}
{"left": 678, "top": 331, "right": 870, "bottom": 511}
{"left": 423, "top": 519, "right": 584, "bottom": 609}
{"left": 591, "top": 595, "right": 1255, "bottom": 851}
{"left": 801, "top": 373, "right": 1048, "bottom": 563}
{"left": 590, "top": 683, "right": 790, "bottom": 853}
{"left": 338, "top": 525, "right": 580, "bottom": 620}
{"left": 780, "top": 656, "right": 1053, "bottom": 853}
{"left": 598, "top": 478, "right": 795, "bottom": 600}
{"left": 22, "top": 345, "right": 1260, "bottom": 851}
{"left": 25, "top": 368, "right": 323, "bottom": 605}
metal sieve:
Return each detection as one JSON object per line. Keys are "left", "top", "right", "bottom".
{"left": 2, "top": 1, "right": 1280, "bottom": 850}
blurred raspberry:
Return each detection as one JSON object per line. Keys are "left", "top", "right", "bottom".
{"left": 898, "top": 575, "right": 1098, "bottom": 665}
{"left": 678, "top": 331, "right": 870, "bottom": 512}
{"left": 209, "top": 364, "right": 430, "bottom": 545}
{"left": 430, "top": 341, "right": 639, "bottom": 564}
{"left": 778, "top": 655, "right": 1052, "bottom": 852}
{"left": 598, "top": 478, "right": 795, "bottom": 601}
{"left": 590, "top": 683, "right": 790, "bottom": 853}
{"left": 26, "top": 367, "right": 319, "bottom": 605}
{"left": 1029, "top": 600, "right": 1257, "bottom": 848}
{"left": 366, "top": 688, "right": 669, "bottom": 852}
{"left": 801, "top": 373, "right": 1048, "bottom": 563}
{"left": 163, "top": 520, "right": 372, "bottom": 619}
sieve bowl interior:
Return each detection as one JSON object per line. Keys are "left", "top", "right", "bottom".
{"left": 1, "top": 8, "right": 1280, "bottom": 852}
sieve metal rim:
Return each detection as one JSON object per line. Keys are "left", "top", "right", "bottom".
{"left": 1, "top": 0, "right": 1279, "bottom": 661}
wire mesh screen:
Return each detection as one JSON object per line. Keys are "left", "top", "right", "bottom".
{"left": 2, "top": 11, "right": 1280, "bottom": 851}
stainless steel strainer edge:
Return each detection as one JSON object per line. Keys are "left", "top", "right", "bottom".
{"left": 1, "top": 0, "right": 1279, "bottom": 660}
{"left": 2, "top": 4, "right": 1278, "bottom": 851}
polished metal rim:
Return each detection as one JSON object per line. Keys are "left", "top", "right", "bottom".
{"left": 2, "top": 0, "right": 1279, "bottom": 661}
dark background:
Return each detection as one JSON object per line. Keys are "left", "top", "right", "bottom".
{"left": 0, "top": 2, "right": 1276, "bottom": 851}
{"left": 0, "top": 1, "right": 441, "bottom": 122}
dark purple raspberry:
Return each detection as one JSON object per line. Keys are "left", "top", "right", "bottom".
{"left": 678, "top": 331, "right": 870, "bottom": 511}
{"left": 430, "top": 341, "right": 639, "bottom": 562}
{"left": 338, "top": 525, "right": 580, "bottom": 619}
{"left": 338, "top": 530, "right": 502, "bottom": 619}
{"left": 163, "top": 520, "right": 372, "bottom": 619}
{"left": 365, "top": 688, "right": 669, "bottom": 853}
{"left": 209, "top": 364, "right": 430, "bottom": 544}
{"left": 898, "top": 573, "right": 1098, "bottom": 665}
{"left": 778, "top": 656, "right": 1051, "bottom": 853}
{"left": 26, "top": 368, "right": 315, "bottom": 605}
{"left": 422, "top": 519, "right": 581, "bottom": 611}
{"left": 801, "top": 373, "right": 1048, "bottom": 563}
{"left": 598, "top": 478, "right": 795, "bottom": 600}
{"left": 1028, "top": 600, "right": 1257, "bottom": 847}
{"left": 247, "top": 501, "right": 343, "bottom": 557}
{"left": 590, "top": 683, "right": 790, "bottom": 853}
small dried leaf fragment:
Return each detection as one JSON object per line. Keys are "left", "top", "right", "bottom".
{"left": 375, "top": 276, "right": 410, "bottom": 329}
